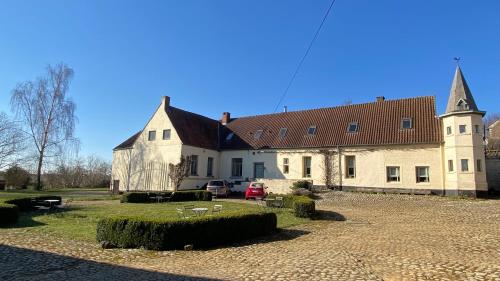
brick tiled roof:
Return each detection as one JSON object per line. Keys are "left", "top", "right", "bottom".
{"left": 113, "top": 131, "right": 142, "bottom": 150}
{"left": 114, "top": 96, "right": 443, "bottom": 151}
{"left": 222, "top": 96, "right": 442, "bottom": 149}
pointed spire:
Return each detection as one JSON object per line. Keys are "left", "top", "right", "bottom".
{"left": 445, "top": 66, "right": 482, "bottom": 114}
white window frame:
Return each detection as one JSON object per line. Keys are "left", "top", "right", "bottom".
{"left": 307, "top": 126, "right": 317, "bottom": 136}
{"left": 448, "top": 160, "right": 454, "bottom": 172}
{"left": 190, "top": 155, "right": 198, "bottom": 176}
{"left": 254, "top": 129, "right": 263, "bottom": 139}
{"left": 347, "top": 122, "right": 358, "bottom": 133}
{"left": 283, "top": 158, "right": 289, "bottom": 174}
{"left": 461, "top": 159, "right": 469, "bottom": 172}
{"left": 446, "top": 126, "right": 452, "bottom": 135}
{"left": 207, "top": 157, "right": 214, "bottom": 177}
{"left": 345, "top": 156, "right": 356, "bottom": 178}
{"left": 162, "top": 129, "right": 171, "bottom": 140}
{"left": 231, "top": 158, "right": 243, "bottom": 178}
{"left": 148, "top": 130, "right": 156, "bottom": 141}
{"left": 386, "top": 166, "right": 400, "bottom": 182}
{"left": 416, "top": 166, "right": 430, "bottom": 183}
{"left": 303, "top": 156, "right": 312, "bottom": 178}
{"left": 401, "top": 118, "right": 412, "bottom": 129}
{"left": 459, "top": 125, "right": 467, "bottom": 134}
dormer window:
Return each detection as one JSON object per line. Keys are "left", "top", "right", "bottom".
{"left": 307, "top": 126, "right": 317, "bottom": 136}
{"left": 456, "top": 99, "right": 469, "bottom": 111}
{"left": 401, "top": 118, "right": 412, "bottom": 129}
{"left": 254, "top": 129, "right": 263, "bottom": 139}
{"left": 226, "top": 132, "right": 234, "bottom": 141}
{"left": 279, "top": 128, "right": 287, "bottom": 139}
{"left": 347, "top": 122, "right": 358, "bottom": 133}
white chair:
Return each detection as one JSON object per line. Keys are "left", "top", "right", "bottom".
{"left": 176, "top": 208, "right": 190, "bottom": 219}
{"left": 273, "top": 197, "right": 284, "bottom": 208}
{"left": 212, "top": 204, "right": 223, "bottom": 215}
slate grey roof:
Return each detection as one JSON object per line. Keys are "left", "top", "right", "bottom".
{"left": 445, "top": 66, "right": 482, "bottom": 114}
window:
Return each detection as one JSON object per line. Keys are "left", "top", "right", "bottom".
{"left": 402, "top": 118, "right": 412, "bottom": 129}
{"left": 345, "top": 156, "right": 356, "bottom": 178}
{"left": 307, "top": 126, "right": 317, "bottom": 135}
{"left": 456, "top": 99, "right": 469, "bottom": 111}
{"left": 303, "top": 156, "right": 312, "bottom": 178}
{"left": 254, "top": 129, "right": 263, "bottom": 139}
{"left": 446, "top": 126, "right": 452, "bottom": 135}
{"left": 461, "top": 159, "right": 469, "bottom": 172}
{"left": 347, "top": 122, "right": 358, "bottom": 133}
{"left": 279, "top": 128, "right": 288, "bottom": 139}
{"left": 254, "top": 162, "right": 265, "bottom": 178}
{"left": 474, "top": 125, "right": 480, "bottom": 134}
{"left": 207, "top": 157, "right": 213, "bottom": 177}
{"left": 148, "top": 130, "right": 156, "bottom": 141}
{"left": 226, "top": 133, "right": 234, "bottom": 141}
{"left": 386, "top": 166, "right": 400, "bottom": 182}
{"left": 190, "top": 155, "right": 198, "bottom": 176}
{"left": 283, "top": 158, "right": 289, "bottom": 174}
{"left": 476, "top": 159, "right": 482, "bottom": 172}
{"left": 162, "top": 129, "right": 171, "bottom": 140}
{"left": 448, "top": 160, "right": 454, "bottom": 172}
{"left": 231, "top": 158, "right": 243, "bottom": 177}
{"left": 416, "top": 166, "right": 430, "bottom": 183}
{"left": 459, "top": 125, "right": 467, "bottom": 134}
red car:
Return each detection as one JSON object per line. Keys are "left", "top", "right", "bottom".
{"left": 245, "top": 182, "right": 268, "bottom": 200}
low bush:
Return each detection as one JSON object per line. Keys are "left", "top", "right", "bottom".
{"left": 291, "top": 188, "right": 313, "bottom": 198}
{"left": 121, "top": 191, "right": 212, "bottom": 203}
{"left": 96, "top": 211, "right": 277, "bottom": 250}
{"left": 267, "top": 194, "right": 316, "bottom": 218}
{"left": 291, "top": 180, "right": 312, "bottom": 190}
{"left": 0, "top": 203, "right": 19, "bottom": 226}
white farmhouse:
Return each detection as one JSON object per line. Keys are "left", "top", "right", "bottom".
{"left": 112, "top": 66, "right": 488, "bottom": 197}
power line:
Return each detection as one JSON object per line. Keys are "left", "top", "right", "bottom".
{"left": 273, "top": 0, "right": 338, "bottom": 113}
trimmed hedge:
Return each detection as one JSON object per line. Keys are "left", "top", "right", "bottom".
{"left": 0, "top": 203, "right": 19, "bottom": 226}
{"left": 96, "top": 211, "right": 277, "bottom": 250}
{"left": 4, "top": 196, "right": 62, "bottom": 211}
{"left": 267, "top": 195, "right": 316, "bottom": 218}
{"left": 121, "top": 191, "right": 212, "bottom": 203}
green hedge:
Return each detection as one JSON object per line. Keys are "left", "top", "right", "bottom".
{"left": 267, "top": 195, "right": 316, "bottom": 218}
{"left": 0, "top": 203, "right": 19, "bottom": 226}
{"left": 121, "top": 191, "right": 212, "bottom": 203}
{"left": 4, "top": 196, "right": 62, "bottom": 211}
{"left": 96, "top": 211, "right": 277, "bottom": 250}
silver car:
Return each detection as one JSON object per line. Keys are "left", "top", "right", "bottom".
{"left": 206, "top": 180, "right": 230, "bottom": 197}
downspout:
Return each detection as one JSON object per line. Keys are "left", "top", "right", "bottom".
{"left": 337, "top": 145, "right": 342, "bottom": 190}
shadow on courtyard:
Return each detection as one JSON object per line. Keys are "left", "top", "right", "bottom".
{"left": 314, "top": 210, "right": 347, "bottom": 221}
{"left": 0, "top": 244, "right": 221, "bottom": 281}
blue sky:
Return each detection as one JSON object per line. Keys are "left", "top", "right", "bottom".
{"left": 1, "top": 0, "right": 499, "bottom": 160}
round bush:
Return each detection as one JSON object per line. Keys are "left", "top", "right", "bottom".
{"left": 0, "top": 203, "right": 19, "bottom": 226}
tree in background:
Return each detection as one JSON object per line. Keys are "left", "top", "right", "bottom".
{"left": 0, "top": 112, "right": 24, "bottom": 170}
{"left": 44, "top": 155, "right": 111, "bottom": 189}
{"left": 4, "top": 165, "right": 30, "bottom": 189}
{"left": 11, "top": 63, "right": 78, "bottom": 190}
{"left": 168, "top": 155, "right": 192, "bottom": 191}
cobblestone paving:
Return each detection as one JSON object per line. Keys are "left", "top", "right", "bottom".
{"left": 1, "top": 192, "right": 499, "bottom": 280}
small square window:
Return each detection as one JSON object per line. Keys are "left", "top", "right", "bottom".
{"left": 307, "top": 126, "right": 317, "bottom": 136}
{"left": 446, "top": 126, "right": 452, "bottom": 135}
{"left": 254, "top": 130, "right": 263, "bottom": 139}
{"left": 279, "top": 128, "right": 287, "bottom": 139}
{"left": 163, "top": 129, "right": 171, "bottom": 140}
{"left": 474, "top": 125, "right": 480, "bottom": 134}
{"left": 148, "top": 130, "right": 156, "bottom": 141}
{"left": 387, "top": 166, "right": 400, "bottom": 182}
{"left": 459, "top": 125, "right": 467, "bottom": 134}
{"left": 416, "top": 166, "right": 430, "bottom": 183}
{"left": 347, "top": 122, "right": 358, "bottom": 133}
{"left": 402, "top": 118, "right": 412, "bottom": 129}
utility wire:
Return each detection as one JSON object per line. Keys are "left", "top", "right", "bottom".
{"left": 273, "top": 0, "right": 338, "bottom": 113}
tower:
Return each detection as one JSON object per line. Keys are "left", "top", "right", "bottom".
{"left": 440, "top": 66, "right": 488, "bottom": 196}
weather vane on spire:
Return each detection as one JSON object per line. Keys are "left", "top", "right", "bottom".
{"left": 454, "top": 57, "right": 461, "bottom": 65}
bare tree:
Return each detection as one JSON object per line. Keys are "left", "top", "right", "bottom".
{"left": 11, "top": 63, "right": 78, "bottom": 190}
{"left": 0, "top": 112, "right": 25, "bottom": 170}
{"left": 168, "top": 155, "right": 192, "bottom": 191}
{"left": 318, "top": 149, "right": 337, "bottom": 189}
{"left": 484, "top": 113, "right": 500, "bottom": 128}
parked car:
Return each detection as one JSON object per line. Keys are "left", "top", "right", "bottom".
{"left": 245, "top": 182, "right": 268, "bottom": 200}
{"left": 206, "top": 180, "right": 231, "bottom": 197}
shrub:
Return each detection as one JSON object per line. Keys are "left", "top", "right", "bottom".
{"left": 293, "top": 197, "right": 316, "bottom": 218}
{"left": 266, "top": 194, "right": 316, "bottom": 218}
{"left": 0, "top": 203, "right": 19, "bottom": 226}
{"left": 121, "top": 191, "right": 212, "bottom": 203}
{"left": 291, "top": 188, "right": 313, "bottom": 198}
{"left": 96, "top": 211, "right": 277, "bottom": 250}
{"left": 291, "top": 180, "right": 312, "bottom": 190}
{"left": 4, "top": 165, "right": 31, "bottom": 189}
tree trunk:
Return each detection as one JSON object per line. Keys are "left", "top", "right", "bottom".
{"left": 36, "top": 154, "right": 43, "bottom": 190}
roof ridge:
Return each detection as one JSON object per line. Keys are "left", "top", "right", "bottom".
{"left": 168, "top": 106, "right": 219, "bottom": 123}
{"left": 233, "top": 96, "right": 435, "bottom": 120}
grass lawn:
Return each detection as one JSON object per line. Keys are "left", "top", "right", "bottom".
{"left": 0, "top": 188, "right": 120, "bottom": 201}
{"left": 0, "top": 190, "right": 310, "bottom": 243}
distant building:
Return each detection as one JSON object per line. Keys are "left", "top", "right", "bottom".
{"left": 112, "top": 66, "right": 488, "bottom": 197}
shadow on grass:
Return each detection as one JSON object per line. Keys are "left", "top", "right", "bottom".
{"left": 0, "top": 244, "right": 220, "bottom": 280}
{"left": 8, "top": 206, "right": 85, "bottom": 229}
{"left": 312, "top": 210, "right": 346, "bottom": 222}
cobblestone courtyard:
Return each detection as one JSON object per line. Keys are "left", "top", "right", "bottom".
{"left": 1, "top": 192, "right": 499, "bottom": 280}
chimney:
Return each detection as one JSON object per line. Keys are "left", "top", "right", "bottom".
{"left": 162, "top": 96, "right": 170, "bottom": 110}
{"left": 283, "top": 106, "right": 288, "bottom": 113}
{"left": 376, "top": 96, "right": 385, "bottom": 102}
{"left": 221, "top": 112, "right": 231, "bottom": 125}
